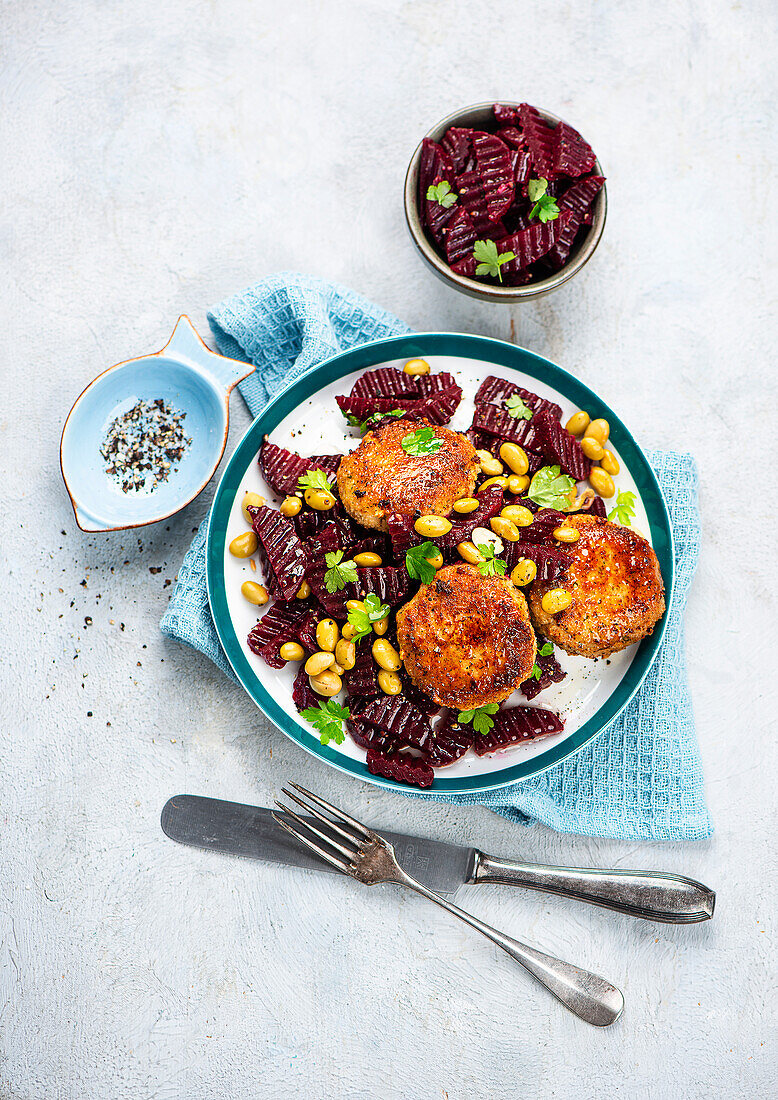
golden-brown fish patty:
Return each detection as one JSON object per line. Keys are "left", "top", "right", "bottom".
{"left": 395, "top": 563, "right": 537, "bottom": 710}
{"left": 528, "top": 514, "right": 666, "bottom": 659}
{"left": 336, "top": 418, "right": 478, "bottom": 532}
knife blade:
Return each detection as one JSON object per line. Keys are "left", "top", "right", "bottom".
{"left": 161, "top": 793, "right": 473, "bottom": 895}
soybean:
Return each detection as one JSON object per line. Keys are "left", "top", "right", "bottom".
{"left": 242, "top": 492, "right": 265, "bottom": 523}
{"left": 316, "top": 618, "right": 339, "bottom": 653}
{"left": 372, "top": 638, "right": 401, "bottom": 672}
{"left": 403, "top": 357, "right": 430, "bottom": 376}
{"left": 581, "top": 436, "right": 605, "bottom": 461}
{"left": 499, "top": 442, "right": 529, "bottom": 475}
{"left": 229, "top": 531, "right": 258, "bottom": 558}
{"left": 309, "top": 670, "right": 342, "bottom": 697}
{"left": 541, "top": 588, "right": 572, "bottom": 615}
{"left": 507, "top": 474, "right": 530, "bottom": 495}
{"left": 476, "top": 449, "right": 504, "bottom": 477}
{"left": 280, "top": 641, "right": 305, "bottom": 662}
{"left": 354, "top": 551, "right": 382, "bottom": 567}
{"left": 378, "top": 669, "right": 403, "bottom": 695}
{"left": 490, "top": 516, "right": 520, "bottom": 542}
{"left": 600, "top": 449, "right": 620, "bottom": 476}
{"left": 584, "top": 418, "right": 610, "bottom": 445}
{"left": 305, "top": 487, "right": 336, "bottom": 511}
{"left": 280, "top": 496, "right": 302, "bottom": 517}
{"left": 414, "top": 514, "right": 452, "bottom": 538}
{"left": 296, "top": 580, "right": 311, "bottom": 599}
{"left": 589, "top": 467, "right": 616, "bottom": 498}
{"left": 373, "top": 617, "right": 389, "bottom": 637}
{"left": 457, "top": 541, "right": 483, "bottom": 564}
{"left": 346, "top": 600, "right": 365, "bottom": 613}
{"left": 305, "top": 651, "right": 336, "bottom": 677}
{"left": 501, "top": 504, "right": 534, "bottom": 527}
{"left": 565, "top": 410, "right": 590, "bottom": 437}
{"left": 425, "top": 550, "right": 444, "bottom": 569}
{"left": 341, "top": 622, "right": 358, "bottom": 641}
{"left": 553, "top": 525, "right": 580, "bottom": 543}
{"left": 511, "top": 559, "right": 537, "bottom": 587}
{"left": 453, "top": 497, "right": 479, "bottom": 514}
{"left": 480, "top": 476, "right": 509, "bottom": 491}
{"left": 334, "top": 638, "right": 356, "bottom": 671}
{"left": 241, "top": 581, "right": 269, "bottom": 605}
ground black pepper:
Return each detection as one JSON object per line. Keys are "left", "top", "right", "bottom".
{"left": 100, "top": 398, "right": 191, "bottom": 493}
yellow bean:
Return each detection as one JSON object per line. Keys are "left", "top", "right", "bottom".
{"left": 296, "top": 580, "right": 311, "bottom": 599}
{"left": 500, "top": 504, "right": 534, "bottom": 527}
{"left": 581, "top": 436, "right": 605, "bottom": 461}
{"left": 414, "top": 514, "right": 452, "bottom": 538}
{"left": 280, "top": 641, "right": 305, "bottom": 662}
{"left": 354, "top": 551, "right": 382, "bottom": 567}
{"left": 279, "top": 496, "right": 302, "bottom": 517}
{"left": 373, "top": 617, "right": 389, "bottom": 636}
{"left": 315, "top": 618, "right": 339, "bottom": 653}
{"left": 457, "top": 541, "right": 483, "bottom": 564}
{"left": 346, "top": 599, "right": 365, "bottom": 613}
{"left": 378, "top": 669, "right": 403, "bottom": 695}
{"left": 589, "top": 467, "right": 616, "bottom": 498}
{"left": 507, "top": 474, "right": 530, "bottom": 495}
{"left": 453, "top": 497, "right": 479, "bottom": 514}
{"left": 425, "top": 550, "right": 444, "bottom": 569}
{"left": 372, "top": 638, "right": 400, "bottom": 672}
{"left": 584, "top": 418, "right": 610, "bottom": 445}
{"left": 403, "top": 357, "right": 430, "bottom": 376}
{"left": 476, "top": 450, "right": 504, "bottom": 477}
{"left": 499, "top": 442, "right": 529, "bottom": 475}
{"left": 331, "top": 661, "right": 345, "bottom": 676}
{"left": 309, "top": 670, "right": 342, "bottom": 697}
{"left": 600, "top": 449, "right": 620, "bottom": 476}
{"left": 511, "top": 559, "right": 537, "bottom": 587}
{"left": 553, "top": 525, "right": 580, "bottom": 543}
{"left": 241, "top": 581, "right": 269, "bottom": 605}
{"left": 242, "top": 492, "right": 265, "bottom": 523}
{"left": 305, "top": 651, "right": 336, "bottom": 676}
{"left": 341, "top": 622, "right": 357, "bottom": 641}
{"left": 229, "top": 531, "right": 258, "bottom": 558}
{"left": 334, "top": 638, "right": 356, "bottom": 671}
{"left": 305, "top": 488, "right": 336, "bottom": 511}
{"left": 565, "top": 410, "right": 590, "bottom": 437}
{"left": 490, "top": 516, "right": 520, "bottom": 542}
{"left": 480, "top": 476, "right": 509, "bottom": 491}
{"left": 541, "top": 588, "right": 572, "bottom": 615}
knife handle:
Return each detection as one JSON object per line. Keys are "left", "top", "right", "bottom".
{"left": 469, "top": 853, "right": 715, "bottom": 923}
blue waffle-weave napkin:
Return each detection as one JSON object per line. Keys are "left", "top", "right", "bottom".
{"left": 161, "top": 273, "right": 712, "bottom": 841}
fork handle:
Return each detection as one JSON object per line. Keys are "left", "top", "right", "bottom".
{"left": 400, "top": 875, "right": 623, "bottom": 1027}
{"left": 470, "top": 854, "right": 716, "bottom": 923}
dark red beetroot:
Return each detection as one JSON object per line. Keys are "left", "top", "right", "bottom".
{"left": 520, "top": 638, "right": 567, "bottom": 701}
{"left": 248, "top": 601, "right": 310, "bottom": 669}
{"left": 356, "top": 696, "right": 432, "bottom": 750}
{"left": 494, "top": 211, "right": 574, "bottom": 277}
{"left": 292, "top": 664, "right": 320, "bottom": 711}
{"left": 366, "top": 749, "right": 434, "bottom": 789}
{"left": 442, "top": 127, "right": 473, "bottom": 174}
{"left": 249, "top": 505, "right": 308, "bottom": 602}
{"left": 470, "top": 404, "right": 541, "bottom": 451}
{"left": 547, "top": 176, "right": 606, "bottom": 269}
{"left": 472, "top": 130, "right": 515, "bottom": 222}
{"left": 502, "top": 541, "right": 572, "bottom": 584}
{"left": 259, "top": 440, "right": 341, "bottom": 496}
{"left": 532, "top": 409, "right": 592, "bottom": 481}
{"left": 473, "top": 706, "right": 564, "bottom": 755}
{"left": 439, "top": 482, "right": 505, "bottom": 549}
{"left": 344, "top": 647, "right": 381, "bottom": 700}
{"left": 350, "top": 368, "right": 421, "bottom": 401}
{"left": 474, "top": 375, "right": 563, "bottom": 421}
{"left": 427, "top": 711, "right": 475, "bottom": 767}
{"left": 445, "top": 208, "right": 477, "bottom": 265}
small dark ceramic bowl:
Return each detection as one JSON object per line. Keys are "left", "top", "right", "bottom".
{"left": 404, "top": 102, "right": 607, "bottom": 303}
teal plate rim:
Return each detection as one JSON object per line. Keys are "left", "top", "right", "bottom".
{"left": 206, "top": 333, "right": 675, "bottom": 795}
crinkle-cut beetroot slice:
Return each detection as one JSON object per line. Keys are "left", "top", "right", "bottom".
{"left": 386, "top": 512, "right": 422, "bottom": 557}
{"left": 358, "top": 696, "right": 432, "bottom": 750}
{"left": 399, "top": 669, "right": 440, "bottom": 718}
{"left": 439, "top": 483, "right": 506, "bottom": 549}
{"left": 552, "top": 121, "right": 596, "bottom": 178}
{"left": 516, "top": 508, "right": 569, "bottom": 545}
{"left": 455, "top": 170, "right": 493, "bottom": 233}
{"left": 532, "top": 409, "right": 591, "bottom": 481}
{"left": 249, "top": 505, "right": 308, "bottom": 601}
{"left": 259, "top": 439, "right": 341, "bottom": 497}
{"left": 444, "top": 208, "right": 477, "bottom": 265}
{"left": 416, "top": 372, "right": 458, "bottom": 397}
{"left": 350, "top": 368, "right": 421, "bottom": 401}
{"left": 496, "top": 126, "right": 524, "bottom": 148}
{"left": 518, "top": 103, "right": 557, "bottom": 178}
{"left": 474, "top": 376, "right": 563, "bottom": 421}
{"left": 493, "top": 103, "right": 519, "bottom": 125}
{"left": 472, "top": 706, "right": 564, "bottom": 755}
{"left": 295, "top": 610, "right": 319, "bottom": 653}
{"left": 304, "top": 560, "right": 353, "bottom": 618}
{"left": 502, "top": 541, "right": 572, "bottom": 583}
{"left": 303, "top": 518, "right": 348, "bottom": 562}
{"left": 336, "top": 394, "right": 415, "bottom": 420}
{"left": 411, "top": 387, "right": 462, "bottom": 426}
{"left": 450, "top": 255, "right": 477, "bottom": 279}
{"left": 520, "top": 637, "right": 567, "bottom": 700}
{"left": 547, "top": 175, "right": 605, "bottom": 269}
{"left": 292, "top": 664, "right": 320, "bottom": 711}
{"left": 345, "top": 648, "right": 381, "bottom": 700}
{"left": 366, "top": 748, "right": 434, "bottom": 788}
{"left": 293, "top": 509, "right": 325, "bottom": 541}
{"left": 442, "top": 126, "right": 473, "bottom": 174}
{"left": 247, "top": 600, "right": 308, "bottom": 653}
{"left": 347, "top": 719, "right": 396, "bottom": 753}
{"left": 425, "top": 185, "right": 459, "bottom": 245}
{"left": 494, "top": 210, "right": 574, "bottom": 275}
{"left": 418, "top": 138, "right": 454, "bottom": 204}
{"left": 357, "top": 566, "right": 410, "bottom": 607}
{"left": 472, "top": 131, "right": 515, "bottom": 222}
{"left": 470, "top": 404, "right": 541, "bottom": 450}
{"left": 427, "top": 711, "right": 474, "bottom": 767}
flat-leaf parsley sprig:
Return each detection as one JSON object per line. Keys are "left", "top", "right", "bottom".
{"left": 297, "top": 468, "right": 335, "bottom": 495}
{"left": 300, "top": 699, "right": 350, "bottom": 746}
{"left": 401, "top": 426, "right": 443, "bottom": 457}
{"left": 405, "top": 541, "right": 441, "bottom": 585}
{"left": 608, "top": 490, "right": 637, "bottom": 526}
{"left": 473, "top": 239, "right": 516, "bottom": 283}
{"left": 346, "top": 408, "right": 405, "bottom": 433}
{"left": 347, "top": 593, "right": 391, "bottom": 643}
{"left": 505, "top": 393, "right": 533, "bottom": 421}
{"left": 457, "top": 703, "right": 500, "bottom": 735}
{"left": 527, "top": 178, "right": 560, "bottom": 223}
{"left": 323, "top": 550, "right": 358, "bottom": 593}
{"left": 530, "top": 641, "right": 554, "bottom": 681}
{"left": 426, "top": 180, "right": 458, "bottom": 209}
{"left": 472, "top": 541, "right": 507, "bottom": 578}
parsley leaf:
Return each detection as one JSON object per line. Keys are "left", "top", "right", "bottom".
{"left": 300, "top": 699, "right": 350, "bottom": 746}
{"left": 405, "top": 541, "right": 440, "bottom": 585}
{"left": 505, "top": 394, "right": 533, "bottom": 421}
{"left": 457, "top": 703, "right": 500, "bottom": 735}
{"left": 473, "top": 541, "right": 507, "bottom": 578}
{"left": 401, "top": 426, "right": 443, "bottom": 457}
{"left": 347, "top": 593, "right": 391, "bottom": 643}
{"left": 323, "top": 550, "right": 358, "bottom": 593}
{"left": 530, "top": 642, "right": 554, "bottom": 680}
{"left": 608, "top": 490, "right": 637, "bottom": 526}
{"left": 297, "top": 468, "right": 334, "bottom": 494}
{"left": 426, "top": 180, "right": 458, "bottom": 209}
{"left": 473, "top": 238, "right": 516, "bottom": 283}
{"left": 346, "top": 408, "right": 404, "bottom": 433}
{"left": 527, "top": 465, "right": 576, "bottom": 510}
{"left": 527, "top": 178, "right": 560, "bottom": 223}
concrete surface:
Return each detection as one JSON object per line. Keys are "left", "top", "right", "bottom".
{"left": 1, "top": 1, "right": 777, "bottom": 1097}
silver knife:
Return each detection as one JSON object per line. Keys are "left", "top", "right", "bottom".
{"left": 161, "top": 794, "right": 715, "bottom": 923}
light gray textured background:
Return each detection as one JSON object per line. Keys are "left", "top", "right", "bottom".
{"left": 1, "top": 2, "right": 777, "bottom": 1098}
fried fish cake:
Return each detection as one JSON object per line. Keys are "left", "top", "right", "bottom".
{"left": 336, "top": 418, "right": 478, "bottom": 532}
{"left": 395, "top": 563, "right": 537, "bottom": 710}
{"left": 528, "top": 514, "right": 665, "bottom": 659}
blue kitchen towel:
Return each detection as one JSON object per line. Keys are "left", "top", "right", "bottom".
{"left": 161, "top": 273, "right": 712, "bottom": 842}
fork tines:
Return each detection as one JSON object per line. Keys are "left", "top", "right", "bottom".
{"left": 272, "top": 783, "right": 372, "bottom": 877}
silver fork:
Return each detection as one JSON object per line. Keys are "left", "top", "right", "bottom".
{"left": 273, "top": 784, "right": 624, "bottom": 1028}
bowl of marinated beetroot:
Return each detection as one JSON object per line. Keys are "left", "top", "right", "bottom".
{"left": 404, "top": 102, "right": 606, "bottom": 302}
